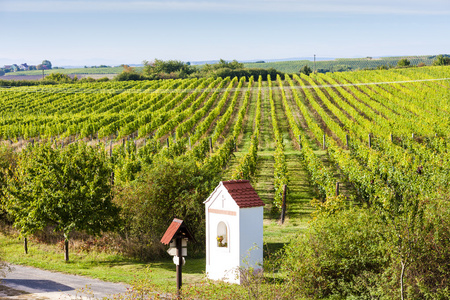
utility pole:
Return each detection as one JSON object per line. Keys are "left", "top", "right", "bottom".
{"left": 314, "top": 54, "right": 316, "bottom": 74}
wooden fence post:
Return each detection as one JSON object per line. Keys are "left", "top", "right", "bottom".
{"left": 336, "top": 182, "right": 340, "bottom": 196}
{"left": 281, "top": 185, "right": 287, "bottom": 224}
{"left": 209, "top": 137, "right": 213, "bottom": 153}
{"left": 323, "top": 134, "right": 326, "bottom": 150}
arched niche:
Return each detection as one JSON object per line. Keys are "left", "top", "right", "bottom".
{"left": 217, "top": 221, "right": 228, "bottom": 248}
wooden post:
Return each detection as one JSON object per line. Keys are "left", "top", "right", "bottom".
{"left": 298, "top": 135, "right": 302, "bottom": 150}
{"left": 336, "top": 182, "right": 340, "bottom": 196}
{"left": 109, "top": 141, "right": 113, "bottom": 157}
{"left": 323, "top": 134, "right": 326, "bottom": 150}
{"left": 390, "top": 133, "right": 393, "bottom": 142}
{"left": 209, "top": 137, "right": 213, "bottom": 153}
{"left": 346, "top": 135, "right": 349, "bottom": 149}
{"left": 281, "top": 185, "right": 287, "bottom": 224}
{"left": 368, "top": 134, "right": 372, "bottom": 148}
{"left": 24, "top": 237, "right": 28, "bottom": 254}
{"left": 134, "top": 139, "right": 137, "bottom": 153}
{"left": 122, "top": 138, "right": 125, "bottom": 148}
{"left": 167, "top": 138, "right": 170, "bottom": 148}
{"left": 188, "top": 137, "right": 191, "bottom": 150}
{"left": 176, "top": 237, "right": 182, "bottom": 297}
{"left": 64, "top": 239, "right": 69, "bottom": 262}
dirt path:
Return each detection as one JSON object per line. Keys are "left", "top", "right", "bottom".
{"left": 0, "top": 264, "right": 129, "bottom": 299}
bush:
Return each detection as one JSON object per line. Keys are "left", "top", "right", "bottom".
{"left": 114, "top": 72, "right": 146, "bottom": 81}
{"left": 281, "top": 207, "right": 389, "bottom": 299}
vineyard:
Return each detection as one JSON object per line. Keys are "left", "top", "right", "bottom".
{"left": 1, "top": 66, "right": 450, "bottom": 213}
{"left": 2, "top": 65, "right": 450, "bottom": 298}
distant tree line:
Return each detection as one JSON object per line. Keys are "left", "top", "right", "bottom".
{"left": 115, "top": 58, "right": 283, "bottom": 81}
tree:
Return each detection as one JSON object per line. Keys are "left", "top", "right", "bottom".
{"left": 397, "top": 58, "right": 411, "bottom": 67}
{"left": 299, "top": 65, "right": 312, "bottom": 76}
{"left": 44, "top": 73, "right": 74, "bottom": 83}
{"left": 0, "top": 69, "right": 5, "bottom": 76}
{"left": 41, "top": 60, "right": 52, "bottom": 69}
{"left": 433, "top": 54, "right": 450, "bottom": 66}
{"left": 142, "top": 59, "right": 195, "bottom": 78}
{"left": 5, "top": 142, "right": 119, "bottom": 261}
{"left": 114, "top": 155, "right": 219, "bottom": 259}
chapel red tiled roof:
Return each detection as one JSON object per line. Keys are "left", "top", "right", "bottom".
{"left": 222, "top": 180, "right": 265, "bottom": 208}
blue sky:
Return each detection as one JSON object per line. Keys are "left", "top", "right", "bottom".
{"left": 1, "top": 0, "right": 449, "bottom": 66}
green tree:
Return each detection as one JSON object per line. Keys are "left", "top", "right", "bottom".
{"left": 397, "top": 58, "right": 411, "bottom": 67}
{"left": 114, "top": 154, "right": 219, "bottom": 259}
{"left": 41, "top": 60, "right": 52, "bottom": 69}
{"left": 5, "top": 142, "right": 119, "bottom": 261}
{"left": 44, "top": 73, "right": 74, "bottom": 83}
{"left": 433, "top": 54, "right": 450, "bottom": 66}
{"left": 142, "top": 59, "right": 195, "bottom": 78}
{"left": 0, "top": 69, "right": 5, "bottom": 76}
{"left": 299, "top": 65, "right": 312, "bottom": 76}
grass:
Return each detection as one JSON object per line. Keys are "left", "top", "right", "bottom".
{"left": 4, "top": 66, "right": 132, "bottom": 76}
{"left": 0, "top": 233, "right": 204, "bottom": 293}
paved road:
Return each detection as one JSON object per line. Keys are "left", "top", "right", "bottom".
{"left": 0, "top": 264, "right": 130, "bottom": 299}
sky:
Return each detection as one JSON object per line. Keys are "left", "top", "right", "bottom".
{"left": 1, "top": 0, "right": 449, "bottom": 67}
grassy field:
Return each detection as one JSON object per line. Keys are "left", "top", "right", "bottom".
{"left": 3, "top": 66, "right": 138, "bottom": 76}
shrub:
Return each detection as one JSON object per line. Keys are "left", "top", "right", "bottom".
{"left": 281, "top": 207, "right": 389, "bottom": 299}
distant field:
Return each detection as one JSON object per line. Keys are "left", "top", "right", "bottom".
{"left": 2, "top": 66, "right": 142, "bottom": 76}
{"left": 244, "top": 55, "right": 438, "bottom": 73}
{"left": 1, "top": 73, "right": 117, "bottom": 81}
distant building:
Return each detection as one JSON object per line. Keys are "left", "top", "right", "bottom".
{"left": 19, "top": 63, "right": 29, "bottom": 71}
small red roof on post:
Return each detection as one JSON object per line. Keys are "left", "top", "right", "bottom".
{"left": 222, "top": 180, "right": 265, "bottom": 208}
{"left": 160, "top": 218, "right": 196, "bottom": 245}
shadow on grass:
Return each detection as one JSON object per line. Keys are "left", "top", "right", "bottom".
{"left": 264, "top": 242, "right": 286, "bottom": 257}
{"left": 70, "top": 256, "right": 205, "bottom": 275}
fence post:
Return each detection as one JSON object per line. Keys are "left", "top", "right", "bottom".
{"left": 323, "top": 134, "right": 326, "bottom": 150}
{"left": 298, "top": 135, "right": 302, "bottom": 150}
{"left": 209, "top": 137, "right": 213, "bottom": 153}
{"left": 368, "top": 134, "right": 372, "bottom": 148}
{"left": 336, "top": 182, "right": 340, "bottom": 196}
{"left": 281, "top": 185, "right": 287, "bottom": 224}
